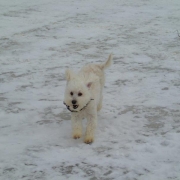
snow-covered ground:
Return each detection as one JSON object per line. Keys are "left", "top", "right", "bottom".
{"left": 0, "top": 0, "right": 180, "bottom": 179}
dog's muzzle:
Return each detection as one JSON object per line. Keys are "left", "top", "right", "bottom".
{"left": 73, "top": 105, "right": 78, "bottom": 109}
{"left": 63, "top": 102, "right": 78, "bottom": 112}
{"left": 63, "top": 99, "right": 94, "bottom": 113}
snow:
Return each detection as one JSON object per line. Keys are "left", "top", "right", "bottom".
{"left": 0, "top": 0, "right": 180, "bottom": 179}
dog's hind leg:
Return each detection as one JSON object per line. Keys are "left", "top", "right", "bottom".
{"left": 97, "top": 95, "right": 103, "bottom": 111}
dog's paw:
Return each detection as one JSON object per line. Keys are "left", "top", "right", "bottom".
{"left": 73, "top": 132, "right": 82, "bottom": 139}
{"left": 84, "top": 136, "right": 94, "bottom": 144}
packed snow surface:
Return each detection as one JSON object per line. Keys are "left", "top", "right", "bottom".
{"left": 0, "top": 0, "right": 180, "bottom": 179}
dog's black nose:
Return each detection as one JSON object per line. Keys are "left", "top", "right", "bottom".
{"left": 72, "top": 100, "right": 77, "bottom": 104}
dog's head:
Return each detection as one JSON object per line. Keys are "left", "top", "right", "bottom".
{"left": 63, "top": 69, "right": 92, "bottom": 112}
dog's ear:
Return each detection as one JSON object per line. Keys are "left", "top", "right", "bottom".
{"left": 87, "top": 82, "right": 93, "bottom": 89}
{"left": 65, "top": 69, "right": 74, "bottom": 81}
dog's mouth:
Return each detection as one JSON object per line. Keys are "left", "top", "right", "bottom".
{"left": 63, "top": 101, "right": 79, "bottom": 111}
{"left": 64, "top": 99, "right": 93, "bottom": 112}
{"left": 73, "top": 105, "right": 79, "bottom": 109}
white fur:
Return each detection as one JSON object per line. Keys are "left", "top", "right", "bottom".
{"left": 63, "top": 54, "right": 113, "bottom": 144}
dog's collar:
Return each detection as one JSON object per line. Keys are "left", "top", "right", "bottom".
{"left": 63, "top": 99, "right": 94, "bottom": 113}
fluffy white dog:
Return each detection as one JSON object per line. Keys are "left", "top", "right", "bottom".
{"left": 63, "top": 54, "right": 113, "bottom": 144}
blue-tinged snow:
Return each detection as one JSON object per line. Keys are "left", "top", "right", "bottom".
{"left": 0, "top": 0, "right": 180, "bottom": 179}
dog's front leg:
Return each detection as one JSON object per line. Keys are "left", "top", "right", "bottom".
{"left": 84, "top": 111, "right": 97, "bottom": 144}
{"left": 71, "top": 113, "right": 82, "bottom": 139}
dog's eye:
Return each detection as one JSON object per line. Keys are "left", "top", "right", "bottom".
{"left": 70, "top": 92, "right": 73, "bottom": 96}
{"left": 78, "top": 92, "right": 82, "bottom": 96}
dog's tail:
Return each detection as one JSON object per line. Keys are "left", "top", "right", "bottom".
{"left": 99, "top": 54, "right": 113, "bottom": 70}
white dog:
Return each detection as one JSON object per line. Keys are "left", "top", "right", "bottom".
{"left": 63, "top": 54, "right": 113, "bottom": 144}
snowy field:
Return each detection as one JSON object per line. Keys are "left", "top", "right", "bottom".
{"left": 0, "top": 0, "right": 180, "bottom": 179}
